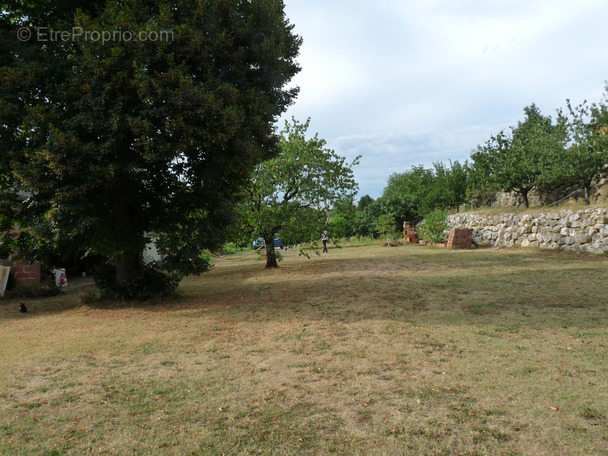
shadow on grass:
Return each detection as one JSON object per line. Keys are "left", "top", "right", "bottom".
{"left": 2, "top": 246, "right": 607, "bottom": 331}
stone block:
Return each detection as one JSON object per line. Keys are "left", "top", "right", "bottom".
{"left": 585, "top": 244, "right": 606, "bottom": 254}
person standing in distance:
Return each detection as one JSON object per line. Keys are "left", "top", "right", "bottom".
{"left": 321, "top": 230, "right": 329, "bottom": 253}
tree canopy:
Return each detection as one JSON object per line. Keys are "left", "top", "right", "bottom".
{"left": 562, "top": 93, "right": 608, "bottom": 204}
{"left": 0, "top": 0, "right": 301, "bottom": 297}
{"left": 240, "top": 118, "right": 359, "bottom": 268}
{"left": 470, "top": 104, "right": 568, "bottom": 207}
{"left": 382, "top": 161, "right": 469, "bottom": 220}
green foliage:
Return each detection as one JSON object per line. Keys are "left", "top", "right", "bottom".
{"left": 222, "top": 242, "right": 239, "bottom": 255}
{"left": 562, "top": 90, "right": 608, "bottom": 204}
{"left": 417, "top": 211, "right": 448, "bottom": 243}
{"left": 357, "top": 194, "right": 374, "bottom": 211}
{"left": 374, "top": 213, "right": 396, "bottom": 240}
{"left": 353, "top": 198, "right": 383, "bottom": 238}
{"left": 384, "top": 165, "right": 432, "bottom": 213}
{"left": 383, "top": 161, "right": 469, "bottom": 218}
{"left": 239, "top": 118, "right": 359, "bottom": 268}
{"left": 466, "top": 89, "right": 608, "bottom": 208}
{"left": 94, "top": 264, "right": 180, "bottom": 301}
{"left": 328, "top": 197, "right": 356, "bottom": 239}
{"left": 430, "top": 161, "right": 470, "bottom": 210}
{"left": 349, "top": 193, "right": 418, "bottom": 239}
{"left": 379, "top": 193, "right": 420, "bottom": 231}
{"left": 470, "top": 104, "right": 568, "bottom": 207}
{"left": 329, "top": 214, "right": 352, "bottom": 240}
{"left": 0, "top": 0, "right": 301, "bottom": 296}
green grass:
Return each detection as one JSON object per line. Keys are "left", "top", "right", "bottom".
{"left": 1, "top": 244, "right": 608, "bottom": 455}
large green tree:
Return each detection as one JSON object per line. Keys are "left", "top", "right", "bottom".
{"left": 241, "top": 118, "right": 359, "bottom": 268}
{"left": 470, "top": 104, "right": 567, "bottom": 207}
{"left": 0, "top": 0, "right": 301, "bottom": 296}
{"left": 382, "top": 161, "right": 468, "bottom": 219}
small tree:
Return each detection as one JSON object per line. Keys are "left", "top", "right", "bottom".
{"left": 241, "top": 118, "right": 359, "bottom": 268}
{"left": 374, "top": 213, "right": 396, "bottom": 243}
{"left": 417, "top": 211, "right": 448, "bottom": 243}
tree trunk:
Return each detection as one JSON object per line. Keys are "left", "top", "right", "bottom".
{"left": 115, "top": 251, "right": 142, "bottom": 284}
{"left": 584, "top": 182, "right": 592, "bottom": 205}
{"left": 521, "top": 188, "right": 530, "bottom": 208}
{"left": 112, "top": 184, "right": 142, "bottom": 285}
{"left": 265, "top": 237, "right": 278, "bottom": 268}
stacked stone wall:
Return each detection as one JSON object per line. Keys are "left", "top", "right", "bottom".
{"left": 448, "top": 207, "right": 608, "bottom": 254}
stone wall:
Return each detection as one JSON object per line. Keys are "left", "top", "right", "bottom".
{"left": 448, "top": 207, "right": 608, "bottom": 254}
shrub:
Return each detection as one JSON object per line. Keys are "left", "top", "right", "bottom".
{"left": 94, "top": 264, "right": 180, "bottom": 301}
{"left": 417, "top": 210, "right": 448, "bottom": 243}
{"left": 375, "top": 213, "right": 397, "bottom": 240}
{"left": 222, "top": 242, "right": 239, "bottom": 255}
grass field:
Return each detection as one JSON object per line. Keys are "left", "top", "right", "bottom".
{"left": 1, "top": 243, "right": 607, "bottom": 455}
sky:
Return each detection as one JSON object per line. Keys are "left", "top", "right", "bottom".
{"left": 279, "top": 0, "right": 608, "bottom": 198}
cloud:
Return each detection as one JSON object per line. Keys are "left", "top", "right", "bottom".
{"left": 331, "top": 124, "right": 502, "bottom": 197}
{"left": 281, "top": 0, "right": 608, "bottom": 197}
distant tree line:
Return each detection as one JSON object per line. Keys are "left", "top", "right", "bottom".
{"left": 328, "top": 86, "right": 608, "bottom": 239}
{"left": 470, "top": 94, "right": 608, "bottom": 208}
{"left": 328, "top": 160, "right": 469, "bottom": 239}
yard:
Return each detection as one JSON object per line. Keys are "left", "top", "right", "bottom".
{"left": 1, "top": 243, "right": 607, "bottom": 455}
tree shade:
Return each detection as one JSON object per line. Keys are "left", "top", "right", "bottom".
{"left": 0, "top": 0, "right": 301, "bottom": 296}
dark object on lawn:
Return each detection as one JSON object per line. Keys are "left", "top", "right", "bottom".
{"left": 19, "top": 302, "right": 28, "bottom": 313}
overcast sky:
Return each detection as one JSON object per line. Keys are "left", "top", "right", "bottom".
{"left": 279, "top": 0, "right": 608, "bottom": 198}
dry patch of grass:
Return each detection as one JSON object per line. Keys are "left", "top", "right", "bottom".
{"left": 1, "top": 244, "right": 608, "bottom": 455}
